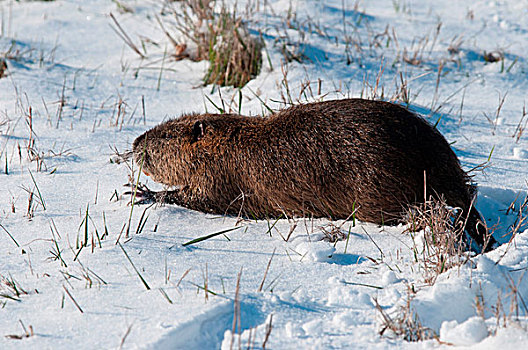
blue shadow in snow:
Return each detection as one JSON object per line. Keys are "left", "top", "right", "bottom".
{"left": 330, "top": 253, "right": 367, "bottom": 266}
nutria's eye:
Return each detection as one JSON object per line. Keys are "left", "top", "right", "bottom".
{"left": 192, "top": 121, "right": 205, "bottom": 142}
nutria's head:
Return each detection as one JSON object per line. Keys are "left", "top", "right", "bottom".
{"left": 132, "top": 113, "right": 252, "bottom": 187}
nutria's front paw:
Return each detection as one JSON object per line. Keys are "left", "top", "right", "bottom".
{"left": 124, "top": 184, "right": 182, "bottom": 205}
{"left": 124, "top": 184, "right": 158, "bottom": 205}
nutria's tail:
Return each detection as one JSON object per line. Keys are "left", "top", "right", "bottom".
{"left": 465, "top": 206, "right": 497, "bottom": 253}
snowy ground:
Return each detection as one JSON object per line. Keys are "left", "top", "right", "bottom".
{"left": 1, "top": 0, "right": 528, "bottom": 349}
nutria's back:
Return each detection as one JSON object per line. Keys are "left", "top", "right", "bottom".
{"left": 133, "top": 98, "right": 491, "bottom": 248}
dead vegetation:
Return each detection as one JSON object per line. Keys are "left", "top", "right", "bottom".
{"left": 4, "top": 320, "right": 34, "bottom": 340}
{"left": 405, "top": 196, "right": 474, "bottom": 285}
{"left": 512, "top": 103, "right": 527, "bottom": 142}
{"left": 374, "top": 198, "right": 475, "bottom": 342}
{"left": 381, "top": 192, "right": 528, "bottom": 343}
{"left": 227, "top": 268, "right": 274, "bottom": 349}
{"left": 109, "top": 0, "right": 264, "bottom": 88}
{"left": 1, "top": 38, "right": 58, "bottom": 70}
{"left": 377, "top": 270, "right": 528, "bottom": 344}
{"left": 162, "top": 0, "right": 263, "bottom": 87}
{"left": 0, "top": 274, "right": 28, "bottom": 304}
{"left": 495, "top": 193, "right": 528, "bottom": 265}
{"left": 485, "top": 270, "right": 528, "bottom": 335}
{"left": 375, "top": 286, "right": 437, "bottom": 342}
{"left": 483, "top": 50, "right": 503, "bottom": 63}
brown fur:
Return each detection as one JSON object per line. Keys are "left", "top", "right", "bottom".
{"left": 133, "top": 98, "right": 495, "bottom": 250}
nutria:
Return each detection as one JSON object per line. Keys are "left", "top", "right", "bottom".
{"left": 132, "top": 98, "right": 495, "bottom": 251}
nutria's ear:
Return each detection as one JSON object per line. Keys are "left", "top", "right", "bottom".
{"left": 192, "top": 121, "right": 205, "bottom": 142}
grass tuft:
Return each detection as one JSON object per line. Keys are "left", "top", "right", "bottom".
{"left": 375, "top": 286, "right": 437, "bottom": 341}
{"left": 166, "top": 0, "right": 263, "bottom": 88}
{"left": 405, "top": 196, "right": 473, "bottom": 285}
{"left": 1, "top": 274, "right": 28, "bottom": 303}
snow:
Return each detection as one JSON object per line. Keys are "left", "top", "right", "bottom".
{"left": 294, "top": 241, "right": 336, "bottom": 262}
{"left": 440, "top": 317, "right": 488, "bottom": 346}
{"left": 1, "top": 0, "right": 528, "bottom": 349}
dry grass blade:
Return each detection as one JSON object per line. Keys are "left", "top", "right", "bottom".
{"left": 50, "top": 225, "right": 68, "bottom": 267}
{"left": 135, "top": 203, "right": 153, "bottom": 235}
{"left": 28, "top": 169, "right": 46, "bottom": 211}
{"left": 158, "top": 288, "right": 173, "bottom": 304}
{"left": 188, "top": 281, "right": 218, "bottom": 296}
{"left": 182, "top": 226, "right": 241, "bottom": 246}
{"left": 109, "top": 13, "right": 146, "bottom": 59}
{"left": 62, "top": 285, "right": 84, "bottom": 313}
{"left": 230, "top": 268, "right": 243, "bottom": 350}
{"left": 0, "top": 223, "right": 19, "bottom": 247}
{"left": 118, "top": 242, "right": 151, "bottom": 290}
{"left": 265, "top": 214, "right": 283, "bottom": 237}
{"left": 203, "top": 263, "right": 209, "bottom": 301}
{"left": 0, "top": 293, "right": 20, "bottom": 302}
{"left": 109, "top": 146, "right": 133, "bottom": 165}
{"left": 343, "top": 280, "right": 383, "bottom": 289}
{"left": 119, "top": 323, "right": 133, "bottom": 350}
{"left": 175, "top": 268, "right": 192, "bottom": 290}
{"left": 258, "top": 248, "right": 276, "bottom": 292}
{"left": 320, "top": 222, "right": 347, "bottom": 242}
{"left": 512, "top": 103, "right": 527, "bottom": 142}
{"left": 262, "top": 314, "right": 273, "bottom": 349}
{"left": 204, "top": 11, "right": 263, "bottom": 87}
